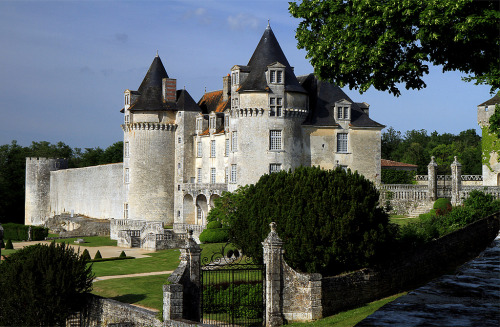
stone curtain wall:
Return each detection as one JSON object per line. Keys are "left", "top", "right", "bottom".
{"left": 321, "top": 212, "right": 500, "bottom": 316}
{"left": 49, "top": 163, "right": 124, "bottom": 220}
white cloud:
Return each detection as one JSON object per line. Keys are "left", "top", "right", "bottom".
{"left": 227, "top": 13, "right": 259, "bottom": 31}
{"left": 183, "top": 7, "right": 211, "bottom": 25}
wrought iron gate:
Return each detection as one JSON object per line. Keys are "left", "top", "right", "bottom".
{"left": 201, "top": 243, "right": 264, "bottom": 326}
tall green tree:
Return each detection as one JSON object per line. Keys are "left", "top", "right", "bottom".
{"left": 0, "top": 242, "right": 94, "bottom": 326}
{"left": 209, "top": 167, "right": 392, "bottom": 275}
{"left": 289, "top": 0, "right": 500, "bottom": 96}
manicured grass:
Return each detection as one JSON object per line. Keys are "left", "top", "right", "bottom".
{"left": 47, "top": 233, "right": 59, "bottom": 238}
{"left": 390, "top": 217, "right": 415, "bottom": 226}
{"left": 200, "top": 242, "right": 238, "bottom": 263}
{"left": 92, "top": 274, "right": 169, "bottom": 311}
{"left": 0, "top": 249, "right": 17, "bottom": 257}
{"left": 286, "top": 292, "right": 406, "bottom": 327}
{"left": 55, "top": 236, "right": 117, "bottom": 247}
{"left": 90, "top": 249, "right": 180, "bottom": 277}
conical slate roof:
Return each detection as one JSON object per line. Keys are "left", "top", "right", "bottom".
{"left": 129, "top": 55, "right": 176, "bottom": 111}
{"left": 176, "top": 89, "right": 201, "bottom": 112}
{"left": 238, "top": 25, "right": 306, "bottom": 93}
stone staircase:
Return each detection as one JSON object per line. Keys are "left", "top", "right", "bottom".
{"left": 408, "top": 201, "right": 434, "bottom": 218}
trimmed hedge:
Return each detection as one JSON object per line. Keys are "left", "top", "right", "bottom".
{"left": 81, "top": 249, "right": 91, "bottom": 262}
{"left": 5, "top": 239, "right": 13, "bottom": 250}
{"left": 2, "top": 223, "right": 48, "bottom": 241}
{"left": 433, "top": 198, "right": 452, "bottom": 216}
{"left": 94, "top": 250, "right": 102, "bottom": 260}
{"left": 207, "top": 221, "right": 223, "bottom": 229}
{"left": 199, "top": 228, "right": 229, "bottom": 243}
{"left": 381, "top": 169, "right": 416, "bottom": 184}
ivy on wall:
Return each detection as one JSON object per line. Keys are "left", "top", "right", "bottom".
{"left": 483, "top": 104, "right": 500, "bottom": 171}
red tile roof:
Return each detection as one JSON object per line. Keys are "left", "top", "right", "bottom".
{"left": 198, "top": 90, "right": 230, "bottom": 113}
{"left": 381, "top": 159, "right": 418, "bottom": 168}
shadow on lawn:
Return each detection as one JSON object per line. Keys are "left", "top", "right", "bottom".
{"left": 112, "top": 293, "right": 147, "bottom": 304}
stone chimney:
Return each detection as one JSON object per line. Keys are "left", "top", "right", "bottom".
{"left": 223, "top": 74, "right": 231, "bottom": 102}
{"left": 163, "top": 78, "right": 177, "bottom": 103}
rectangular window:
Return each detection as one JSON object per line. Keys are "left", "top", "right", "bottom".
{"left": 343, "top": 106, "right": 349, "bottom": 119}
{"left": 225, "top": 139, "right": 229, "bottom": 157}
{"left": 197, "top": 141, "right": 202, "bottom": 157}
{"left": 124, "top": 203, "right": 128, "bottom": 219}
{"left": 124, "top": 168, "right": 130, "bottom": 183}
{"left": 270, "top": 130, "right": 282, "bottom": 150}
{"left": 211, "top": 140, "right": 216, "bottom": 157}
{"left": 277, "top": 71, "right": 283, "bottom": 83}
{"left": 270, "top": 97, "right": 276, "bottom": 116}
{"left": 337, "top": 133, "right": 348, "bottom": 153}
{"left": 230, "top": 164, "right": 237, "bottom": 183}
{"left": 196, "top": 119, "right": 202, "bottom": 131}
{"left": 270, "top": 163, "right": 282, "bottom": 174}
{"left": 337, "top": 107, "right": 343, "bottom": 119}
{"left": 210, "top": 168, "right": 216, "bottom": 184}
{"left": 124, "top": 115, "right": 130, "bottom": 124}
{"left": 197, "top": 168, "right": 202, "bottom": 183}
{"left": 209, "top": 116, "right": 215, "bottom": 130}
{"left": 277, "top": 98, "right": 283, "bottom": 117}
{"left": 270, "top": 70, "right": 276, "bottom": 83}
{"left": 178, "top": 137, "right": 181, "bottom": 144}
{"left": 232, "top": 131, "right": 238, "bottom": 152}
{"left": 124, "top": 142, "right": 129, "bottom": 158}
{"left": 225, "top": 167, "right": 229, "bottom": 183}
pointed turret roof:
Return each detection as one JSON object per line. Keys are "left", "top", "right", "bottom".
{"left": 128, "top": 55, "right": 176, "bottom": 111}
{"left": 238, "top": 25, "right": 306, "bottom": 93}
{"left": 176, "top": 89, "right": 201, "bottom": 112}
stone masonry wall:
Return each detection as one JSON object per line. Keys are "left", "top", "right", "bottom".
{"left": 49, "top": 163, "right": 123, "bottom": 220}
{"left": 320, "top": 212, "right": 500, "bottom": 317}
{"left": 84, "top": 295, "right": 162, "bottom": 327}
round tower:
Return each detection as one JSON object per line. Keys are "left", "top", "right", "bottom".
{"left": 227, "top": 24, "right": 309, "bottom": 190}
{"left": 122, "top": 54, "right": 178, "bottom": 224}
{"left": 25, "top": 157, "right": 67, "bottom": 226}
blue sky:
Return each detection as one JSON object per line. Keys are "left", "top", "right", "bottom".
{"left": 0, "top": 0, "right": 493, "bottom": 149}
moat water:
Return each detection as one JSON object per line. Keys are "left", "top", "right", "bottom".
{"left": 357, "top": 233, "right": 500, "bottom": 327}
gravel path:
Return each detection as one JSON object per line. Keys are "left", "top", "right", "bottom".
{"left": 94, "top": 270, "right": 174, "bottom": 281}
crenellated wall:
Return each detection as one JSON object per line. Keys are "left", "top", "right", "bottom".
{"left": 49, "top": 163, "right": 124, "bottom": 220}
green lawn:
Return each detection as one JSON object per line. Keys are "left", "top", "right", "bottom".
{"left": 287, "top": 292, "right": 406, "bottom": 327}
{"left": 0, "top": 249, "right": 17, "bottom": 257}
{"left": 92, "top": 274, "right": 169, "bottom": 311}
{"left": 390, "top": 216, "right": 415, "bottom": 226}
{"left": 55, "top": 236, "right": 117, "bottom": 247}
{"left": 90, "top": 249, "right": 181, "bottom": 277}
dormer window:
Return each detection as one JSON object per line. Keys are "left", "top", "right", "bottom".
{"left": 209, "top": 116, "right": 216, "bottom": 130}
{"left": 125, "top": 94, "right": 130, "bottom": 105}
{"left": 269, "top": 70, "right": 283, "bottom": 84}
{"left": 196, "top": 117, "right": 203, "bottom": 132}
{"left": 337, "top": 106, "right": 349, "bottom": 120}
{"left": 232, "top": 71, "right": 239, "bottom": 85}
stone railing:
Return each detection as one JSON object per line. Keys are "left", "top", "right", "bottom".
{"left": 379, "top": 185, "right": 428, "bottom": 201}
{"left": 182, "top": 183, "right": 227, "bottom": 194}
{"left": 173, "top": 223, "right": 206, "bottom": 235}
{"left": 461, "top": 186, "right": 500, "bottom": 200}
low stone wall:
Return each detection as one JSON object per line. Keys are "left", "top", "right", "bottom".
{"left": 282, "top": 261, "right": 322, "bottom": 322}
{"left": 83, "top": 295, "right": 162, "bottom": 327}
{"left": 320, "top": 212, "right": 500, "bottom": 317}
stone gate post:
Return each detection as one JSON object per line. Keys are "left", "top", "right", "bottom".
{"left": 262, "top": 222, "right": 284, "bottom": 327}
{"left": 163, "top": 230, "right": 201, "bottom": 322}
{"left": 451, "top": 156, "right": 462, "bottom": 205}
{"left": 428, "top": 156, "right": 438, "bottom": 201}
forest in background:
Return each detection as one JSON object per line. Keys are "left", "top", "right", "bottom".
{"left": 0, "top": 127, "right": 483, "bottom": 225}
{"left": 0, "top": 141, "right": 123, "bottom": 224}
{"left": 382, "top": 128, "right": 482, "bottom": 175}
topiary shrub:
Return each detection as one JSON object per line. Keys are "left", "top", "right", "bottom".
{"left": 433, "top": 198, "right": 452, "bottom": 216}
{"left": 0, "top": 242, "right": 94, "bottom": 326}
{"left": 94, "top": 250, "right": 102, "bottom": 260}
{"left": 210, "top": 166, "right": 392, "bottom": 275}
{"left": 206, "top": 221, "right": 223, "bottom": 229}
{"left": 81, "top": 249, "right": 91, "bottom": 262}
{"left": 199, "top": 228, "right": 229, "bottom": 243}
{"left": 5, "top": 239, "right": 13, "bottom": 250}
{"left": 119, "top": 250, "right": 127, "bottom": 258}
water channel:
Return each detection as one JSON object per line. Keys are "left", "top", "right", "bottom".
{"left": 357, "top": 233, "right": 500, "bottom": 326}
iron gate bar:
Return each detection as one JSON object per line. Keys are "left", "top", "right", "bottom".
{"left": 201, "top": 243, "right": 264, "bottom": 327}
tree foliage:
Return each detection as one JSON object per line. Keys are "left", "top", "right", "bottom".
{"left": 0, "top": 242, "right": 94, "bottom": 326}
{"left": 0, "top": 140, "right": 123, "bottom": 224}
{"left": 289, "top": 0, "right": 500, "bottom": 95}
{"left": 381, "top": 128, "right": 481, "bottom": 175}
{"left": 489, "top": 104, "right": 500, "bottom": 138}
{"left": 208, "top": 166, "right": 392, "bottom": 275}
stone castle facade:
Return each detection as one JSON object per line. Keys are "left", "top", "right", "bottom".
{"left": 477, "top": 94, "right": 500, "bottom": 186}
{"left": 25, "top": 26, "right": 384, "bottom": 244}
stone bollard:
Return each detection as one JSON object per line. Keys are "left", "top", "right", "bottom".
{"left": 262, "top": 222, "right": 284, "bottom": 327}
{"left": 451, "top": 156, "right": 462, "bottom": 205}
{"left": 428, "top": 156, "right": 438, "bottom": 201}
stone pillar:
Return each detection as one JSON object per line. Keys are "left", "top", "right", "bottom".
{"left": 163, "top": 230, "right": 201, "bottom": 322}
{"left": 451, "top": 156, "right": 462, "bottom": 205}
{"left": 262, "top": 222, "right": 284, "bottom": 327}
{"left": 428, "top": 156, "right": 438, "bottom": 201}
{"left": 184, "top": 231, "right": 202, "bottom": 321}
